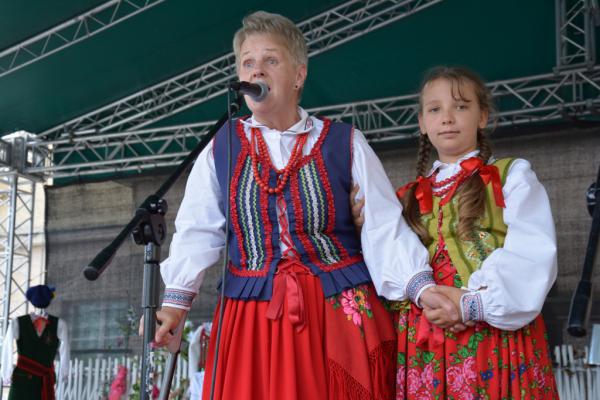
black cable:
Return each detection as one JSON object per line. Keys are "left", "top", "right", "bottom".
{"left": 209, "top": 88, "right": 235, "bottom": 400}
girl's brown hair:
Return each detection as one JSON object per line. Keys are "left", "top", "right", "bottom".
{"left": 402, "top": 66, "right": 495, "bottom": 244}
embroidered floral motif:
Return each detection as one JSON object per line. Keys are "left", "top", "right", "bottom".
{"left": 447, "top": 356, "right": 477, "bottom": 393}
{"left": 396, "top": 365, "right": 406, "bottom": 400}
{"left": 328, "top": 285, "right": 373, "bottom": 333}
{"left": 381, "top": 299, "right": 408, "bottom": 312}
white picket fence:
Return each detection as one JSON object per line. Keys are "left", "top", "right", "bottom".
{"left": 55, "top": 353, "right": 189, "bottom": 400}
{"left": 553, "top": 345, "right": 600, "bottom": 400}
{"left": 0, "top": 344, "right": 591, "bottom": 399}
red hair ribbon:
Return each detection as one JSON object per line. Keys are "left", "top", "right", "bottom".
{"left": 455, "top": 157, "right": 506, "bottom": 208}
{"left": 480, "top": 164, "right": 506, "bottom": 208}
{"left": 396, "top": 175, "right": 433, "bottom": 214}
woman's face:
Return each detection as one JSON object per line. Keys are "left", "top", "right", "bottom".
{"left": 238, "top": 33, "right": 306, "bottom": 116}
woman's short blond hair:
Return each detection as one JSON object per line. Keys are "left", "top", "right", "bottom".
{"left": 233, "top": 11, "right": 308, "bottom": 68}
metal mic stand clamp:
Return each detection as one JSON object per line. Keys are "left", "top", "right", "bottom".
{"left": 132, "top": 195, "right": 168, "bottom": 399}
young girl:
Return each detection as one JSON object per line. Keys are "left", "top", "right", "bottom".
{"left": 355, "top": 66, "right": 558, "bottom": 398}
{"left": 400, "top": 66, "right": 559, "bottom": 399}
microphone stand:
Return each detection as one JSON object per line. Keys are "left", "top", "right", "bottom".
{"left": 83, "top": 94, "right": 242, "bottom": 400}
{"left": 567, "top": 164, "right": 600, "bottom": 337}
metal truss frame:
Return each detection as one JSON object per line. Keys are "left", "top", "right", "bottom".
{"left": 555, "top": 0, "right": 598, "bottom": 69}
{"left": 27, "top": 66, "right": 600, "bottom": 178}
{"left": 0, "top": 172, "right": 37, "bottom": 346}
{"left": 38, "top": 0, "right": 444, "bottom": 138}
{"left": 0, "top": 0, "right": 165, "bottom": 79}
{"left": 0, "top": 133, "right": 48, "bottom": 353}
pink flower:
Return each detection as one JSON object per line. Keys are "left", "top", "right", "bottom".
{"left": 340, "top": 289, "right": 362, "bottom": 326}
{"left": 416, "top": 387, "right": 434, "bottom": 400}
{"left": 108, "top": 365, "right": 128, "bottom": 400}
{"left": 398, "top": 313, "right": 408, "bottom": 326}
{"left": 396, "top": 366, "right": 406, "bottom": 399}
{"left": 407, "top": 368, "right": 421, "bottom": 395}
{"left": 459, "top": 392, "right": 477, "bottom": 400}
{"left": 421, "top": 363, "right": 434, "bottom": 390}
{"left": 462, "top": 356, "right": 477, "bottom": 383}
{"left": 447, "top": 365, "right": 464, "bottom": 393}
{"left": 533, "top": 365, "right": 545, "bottom": 388}
{"left": 353, "top": 288, "right": 370, "bottom": 310}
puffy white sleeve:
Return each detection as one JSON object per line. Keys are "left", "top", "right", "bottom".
{"left": 466, "top": 159, "right": 557, "bottom": 330}
{"left": 161, "top": 140, "right": 226, "bottom": 310}
{"left": 351, "top": 129, "right": 433, "bottom": 302}
{"left": 57, "top": 319, "right": 70, "bottom": 382}
{"left": 1, "top": 319, "right": 18, "bottom": 384}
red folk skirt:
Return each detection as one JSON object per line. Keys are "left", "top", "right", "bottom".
{"left": 202, "top": 261, "right": 396, "bottom": 400}
{"left": 395, "top": 247, "right": 558, "bottom": 399}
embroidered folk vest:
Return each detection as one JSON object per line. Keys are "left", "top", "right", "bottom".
{"left": 422, "top": 158, "right": 515, "bottom": 285}
{"left": 213, "top": 118, "right": 371, "bottom": 300}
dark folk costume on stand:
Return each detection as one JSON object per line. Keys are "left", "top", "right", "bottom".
{"left": 1, "top": 285, "right": 70, "bottom": 400}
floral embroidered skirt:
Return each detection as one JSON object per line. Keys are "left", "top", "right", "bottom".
{"left": 202, "top": 262, "right": 396, "bottom": 400}
{"left": 395, "top": 250, "right": 558, "bottom": 399}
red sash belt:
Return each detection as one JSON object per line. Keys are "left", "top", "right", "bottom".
{"left": 16, "top": 354, "right": 55, "bottom": 400}
{"left": 415, "top": 309, "right": 445, "bottom": 347}
{"left": 266, "top": 259, "right": 312, "bottom": 332}
{"left": 415, "top": 245, "right": 456, "bottom": 348}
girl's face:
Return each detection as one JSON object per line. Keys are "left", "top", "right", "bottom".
{"left": 418, "top": 78, "right": 488, "bottom": 163}
{"left": 238, "top": 33, "right": 306, "bottom": 117}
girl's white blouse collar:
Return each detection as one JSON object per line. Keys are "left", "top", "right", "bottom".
{"left": 428, "top": 149, "right": 481, "bottom": 177}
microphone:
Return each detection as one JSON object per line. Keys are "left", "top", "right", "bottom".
{"left": 229, "top": 81, "right": 269, "bottom": 102}
{"left": 567, "top": 164, "right": 600, "bottom": 337}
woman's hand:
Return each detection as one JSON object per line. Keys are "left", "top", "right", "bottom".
{"left": 420, "top": 286, "right": 469, "bottom": 331}
{"left": 428, "top": 285, "right": 464, "bottom": 314}
{"left": 138, "top": 306, "right": 187, "bottom": 347}
{"left": 350, "top": 184, "right": 365, "bottom": 233}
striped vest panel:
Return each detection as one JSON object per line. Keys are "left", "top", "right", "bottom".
{"left": 214, "top": 118, "right": 371, "bottom": 300}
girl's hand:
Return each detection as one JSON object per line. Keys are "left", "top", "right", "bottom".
{"left": 429, "top": 285, "right": 464, "bottom": 314}
{"left": 423, "top": 306, "right": 463, "bottom": 330}
{"left": 350, "top": 184, "right": 365, "bottom": 232}
{"left": 425, "top": 285, "right": 476, "bottom": 330}
{"left": 420, "top": 286, "right": 468, "bottom": 331}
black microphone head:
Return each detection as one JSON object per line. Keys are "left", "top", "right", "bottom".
{"left": 567, "top": 280, "right": 593, "bottom": 337}
{"left": 251, "top": 81, "right": 269, "bottom": 102}
{"left": 84, "top": 266, "right": 100, "bottom": 281}
{"left": 83, "top": 246, "right": 115, "bottom": 281}
{"left": 230, "top": 80, "right": 269, "bottom": 102}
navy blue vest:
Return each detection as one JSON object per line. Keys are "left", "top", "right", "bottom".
{"left": 213, "top": 118, "right": 371, "bottom": 300}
